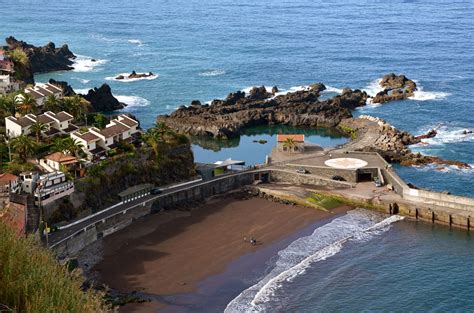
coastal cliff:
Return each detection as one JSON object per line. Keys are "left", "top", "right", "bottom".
{"left": 158, "top": 85, "right": 368, "bottom": 139}
{"left": 6, "top": 36, "right": 75, "bottom": 73}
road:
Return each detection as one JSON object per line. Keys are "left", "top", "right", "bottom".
{"left": 48, "top": 168, "right": 268, "bottom": 248}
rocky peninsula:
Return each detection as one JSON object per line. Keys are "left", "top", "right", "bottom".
{"left": 158, "top": 74, "right": 469, "bottom": 169}
{"left": 158, "top": 84, "right": 367, "bottom": 139}
{"left": 5, "top": 36, "right": 75, "bottom": 83}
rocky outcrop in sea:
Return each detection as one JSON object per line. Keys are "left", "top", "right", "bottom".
{"left": 158, "top": 84, "right": 368, "bottom": 139}
{"left": 372, "top": 73, "right": 417, "bottom": 104}
{"left": 82, "top": 84, "right": 127, "bottom": 112}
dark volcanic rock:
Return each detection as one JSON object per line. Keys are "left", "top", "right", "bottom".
{"left": 248, "top": 86, "right": 272, "bottom": 100}
{"left": 116, "top": 71, "right": 154, "bottom": 80}
{"left": 372, "top": 73, "right": 417, "bottom": 104}
{"left": 82, "top": 84, "right": 126, "bottom": 112}
{"left": 6, "top": 36, "right": 75, "bottom": 74}
{"left": 415, "top": 129, "right": 437, "bottom": 140}
{"left": 48, "top": 79, "right": 76, "bottom": 96}
{"left": 157, "top": 84, "right": 368, "bottom": 139}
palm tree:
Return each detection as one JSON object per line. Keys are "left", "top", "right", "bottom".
{"left": 44, "top": 94, "right": 61, "bottom": 112}
{"left": 30, "top": 121, "right": 48, "bottom": 143}
{"left": 16, "top": 93, "right": 36, "bottom": 115}
{"left": 53, "top": 137, "right": 83, "bottom": 156}
{"left": 63, "top": 95, "right": 91, "bottom": 119}
{"left": 155, "top": 121, "right": 172, "bottom": 140}
{"left": 0, "top": 93, "right": 17, "bottom": 115}
{"left": 283, "top": 138, "right": 296, "bottom": 154}
{"left": 11, "top": 135, "right": 36, "bottom": 163}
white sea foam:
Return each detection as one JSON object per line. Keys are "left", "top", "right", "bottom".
{"left": 128, "top": 39, "right": 144, "bottom": 46}
{"left": 106, "top": 73, "right": 159, "bottom": 82}
{"left": 72, "top": 55, "right": 107, "bottom": 72}
{"left": 323, "top": 85, "right": 343, "bottom": 94}
{"left": 199, "top": 69, "right": 226, "bottom": 77}
{"left": 74, "top": 88, "right": 91, "bottom": 95}
{"left": 408, "top": 88, "right": 450, "bottom": 101}
{"left": 114, "top": 95, "right": 151, "bottom": 109}
{"left": 224, "top": 209, "right": 404, "bottom": 313}
{"left": 363, "top": 79, "right": 384, "bottom": 98}
{"left": 414, "top": 124, "right": 474, "bottom": 146}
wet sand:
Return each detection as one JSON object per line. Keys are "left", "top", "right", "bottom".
{"left": 93, "top": 194, "right": 351, "bottom": 312}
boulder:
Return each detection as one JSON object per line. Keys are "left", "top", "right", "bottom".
{"left": 82, "top": 84, "right": 126, "bottom": 112}
{"left": 48, "top": 79, "right": 76, "bottom": 96}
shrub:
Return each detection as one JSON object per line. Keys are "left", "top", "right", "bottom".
{"left": 0, "top": 222, "right": 108, "bottom": 312}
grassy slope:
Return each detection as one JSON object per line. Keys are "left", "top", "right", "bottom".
{"left": 0, "top": 222, "right": 108, "bottom": 313}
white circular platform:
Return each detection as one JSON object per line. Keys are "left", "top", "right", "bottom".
{"left": 324, "top": 158, "right": 368, "bottom": 169}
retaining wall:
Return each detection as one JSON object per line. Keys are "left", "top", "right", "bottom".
{"left": 52, "top": 171, "right": 262, "bottom": 258}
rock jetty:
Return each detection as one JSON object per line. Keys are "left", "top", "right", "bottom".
{"left": 340, "top": 115, "right": 470, "bottom": 168}
{"left": 158, "top": 85, "right": 368, "bottom": 139}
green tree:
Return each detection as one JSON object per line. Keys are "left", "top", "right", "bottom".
{"left": 16, "top": 93, "right": 36, "bottom": 115}
{"left": 53, "top": 137, "right": 83, "bottom": 157}
{"left": 44, "top": 94, "right": 61, "bottom": 112}
{"left": 11, "top": 135, "right": 36, "bottom": 163}
{"left": 30, "top": 121, "right": 48, "bottom": 143}
{"left": 283, "top": 138, "right": 296, "bottom": 154}
{"left": 0, "top": 93, "right": 18, "bottom": 115}
{"left": 63, "top": 95, "right": 91, "bottom": 119}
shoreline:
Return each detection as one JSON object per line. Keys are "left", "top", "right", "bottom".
{"left": 87, "top": 192, "right": 352, "bottom": 312}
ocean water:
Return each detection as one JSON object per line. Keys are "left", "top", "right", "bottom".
{"left": 226, "top": 210, "right": 474, "bottom": 313}
{"left": 1, "top": 0, "right": 473, "bottom": 196}
{"left": 2, "top": 1, "right": 474, "bottom": 311}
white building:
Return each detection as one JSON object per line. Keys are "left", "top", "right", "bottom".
{"left": 33, "top": 172, "right": 74, "bottom": 206}
{"left": 0, "top": 74, "right": 20, "bottom": 95}
{"left": 22, "top": 83, "right": 63, "bottom": 107}
{"left": 4, "top": 111, "right": 77, "bottom": 138}
{"left": 5, "top": 116, "right": 35, "bottom": 138}
{"left": 71, "top": 114, "right": 140, "bottom": 159}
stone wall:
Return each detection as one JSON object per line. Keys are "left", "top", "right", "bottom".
{"left": 283, "top": 164, "right": 358, "bottom": 183}
{"left": 51, "top": 171, "right": 263, "bottom": 259}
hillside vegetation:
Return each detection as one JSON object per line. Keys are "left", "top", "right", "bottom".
{"left": 0, "top": 222, "right": 108, "bottom": 312}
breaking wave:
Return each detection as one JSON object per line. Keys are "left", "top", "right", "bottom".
{"left": 72, "top": 55, "right": 107, "bottom": 72}
{"left": 128, "top": 39, "right": 144, "bottom": 46}
{"left": 74, "top": 88, "right": 91, "bottom": 95}
{"left": 224, "top": 209, "right": 404, "bottom": 313}
{"left": 415, "top": 124, "right": 474, "bottom": 146}
{"left": 199, "top": 69, "right": 226, "bottom": 77}
{"left": 106, "top": 72, "right": 159, "bottom": 82}
{"left": 323, "top": 85, "right": 343, "bottom": 94}
{"left": 114, "top": 95, "right": 151, "bottom": 110}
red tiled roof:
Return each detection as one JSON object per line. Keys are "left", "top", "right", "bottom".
{"left": 55, "top": 111, "right": 73, "bottom": 122}
{"left": 45, "top": 152, "right": 77, "bottom": 164}
{"left": 276, "top": 134, "right": 305, "bottom": 142}
{"left": 73, "top": 131, "right": 100, "bottom": 143}
{"left": 0, "top": 173, "right": 18, "bottom": 184}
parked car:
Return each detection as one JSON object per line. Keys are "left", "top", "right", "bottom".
{"left": 374, "top": 178, "right": 382, "bottom": 187}
{"left": 150, "top": 188, "right": 162, "bottom": 195}
{"left": 296, "top": 167, "right": 308, "bottom": 174}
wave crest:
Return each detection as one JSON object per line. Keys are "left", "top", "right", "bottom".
{"left": 114, "top": 95, "right": 151, "bottom": 110}
{"left": 199, "top": 69, "right": 226, "bottom": 77}
{"left": 224, "top": 209, "right": 403, "bottom": 312}
{"left": 72, "top": 55, "right": 107, "bottom": 72}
